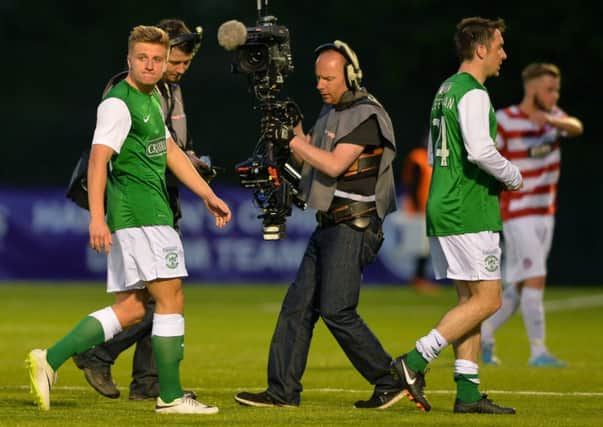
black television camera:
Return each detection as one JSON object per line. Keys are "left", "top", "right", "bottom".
{"left": 218, "top": 1, "right": 305, "bottom": 240}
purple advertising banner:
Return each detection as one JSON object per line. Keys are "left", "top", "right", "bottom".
{"left": 0, "top": 187, "right": 428, "bottom": 284}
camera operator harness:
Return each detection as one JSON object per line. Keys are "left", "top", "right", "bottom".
{"left": 299, "top": 90, "right": 397, "bottom": 229}
{"left": 327, "top": 144, "right": 383, "bottom": 227}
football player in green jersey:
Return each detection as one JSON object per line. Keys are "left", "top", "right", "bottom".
{"left": 391, "top": 17, "right": 522, "bottom": 414}
{"left": 73, "top": 19, "right": 211, "bottom": 402}
{"left": 26, "top": 25, "right": 231, "bottom": 415}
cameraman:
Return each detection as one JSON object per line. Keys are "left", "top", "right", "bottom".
{"left": 73, "top": 19, "right": 212, "bottom": 401}
{"left": 236, "top": 41, "right": 403, "bottom": 409}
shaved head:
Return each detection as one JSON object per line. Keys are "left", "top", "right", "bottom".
{"left": 315, "top": 50, "right": 348, "bottom": 105}
{"left": 316, "top": 49, "right": 346, "bottom": 68}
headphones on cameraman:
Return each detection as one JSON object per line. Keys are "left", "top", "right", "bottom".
{"left": 314, "top": 40, "right": 363, "bottom": 91}
{"left": 159, "top": 22, "right": 203, "bottom": 58}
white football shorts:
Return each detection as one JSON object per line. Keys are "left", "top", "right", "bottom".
{"left": 429, "top": 231, "right": 502, "bottom": 281}
{"left": 107, "top": 225, "right": 188, "bottom": 293}
{"left": 502, "top": 215, "right": 554, "bottom": 283}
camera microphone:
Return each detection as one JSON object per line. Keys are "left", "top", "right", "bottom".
{"left": 217, "top": 20, "right": 248, "bottom": 51}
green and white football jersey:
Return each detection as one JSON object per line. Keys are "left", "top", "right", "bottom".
{"left": 426, "top": 72, "right": 503, "bottom": 236}
{"left": 102, "top": 80, "right": 173, "bottom": 232}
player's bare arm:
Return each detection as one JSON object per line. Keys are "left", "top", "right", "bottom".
{"left": 528, "top": 110, "right": 583, "bottom": 136}
{"left": 166, "top": 137, "right": 232, "bottom": 227}
{"left": 87, "top": 144, "right": 114, "bottom": 255}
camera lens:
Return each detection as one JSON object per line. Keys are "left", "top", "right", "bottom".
{"left": 236, "top": 44, "right": 269, "bottom": 73}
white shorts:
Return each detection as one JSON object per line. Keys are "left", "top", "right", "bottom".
{"left": 502, "top": 215, "right": 554, "bottom": 283}
{"left": 107, "top": 225, "right": 188, "bottom": 293}
{"left": 429, "top": 231, "right": 501, "bottom": 281}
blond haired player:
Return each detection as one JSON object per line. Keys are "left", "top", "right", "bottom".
{"left": 26, "top": 25, "right": 231, "bottom": 415}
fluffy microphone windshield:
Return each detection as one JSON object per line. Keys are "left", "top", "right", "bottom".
{"left": 217, "top": 20, "right": 247, "bottom": 51}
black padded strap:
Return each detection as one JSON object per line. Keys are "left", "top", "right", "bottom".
{"left": 342, "top": 147, "right": 383, "bottom": 179}
{"left": 330, "top": 200, "right": 377, "bottom": 223}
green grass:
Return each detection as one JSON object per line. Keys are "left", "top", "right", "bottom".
{"left": 1, "top": 283, "right": 602, "bottom": 426}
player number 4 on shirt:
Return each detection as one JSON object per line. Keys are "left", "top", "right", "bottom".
{"left": 433, "top": 116, "right": 450, "bottom": 167}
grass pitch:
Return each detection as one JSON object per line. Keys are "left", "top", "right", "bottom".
{"left": 0, "top": 283, "right": 602, "bottom": 426}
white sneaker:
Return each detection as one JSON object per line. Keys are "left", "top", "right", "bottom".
{"left": 26, "top": 349, "right": 57, "bottom": 411}
{"left": 155, "top": 395, "right": 219, "bottom": 415}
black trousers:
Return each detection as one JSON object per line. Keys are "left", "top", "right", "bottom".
{"left": 73, "top": 300, "right": 157, "bottom": 394}
{"left": 266, "top": 218, "right": 399, "bottom": 405}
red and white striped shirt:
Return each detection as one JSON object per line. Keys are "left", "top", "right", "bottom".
{"left": 496, "top": 105, "right": 567, "bottom": 221}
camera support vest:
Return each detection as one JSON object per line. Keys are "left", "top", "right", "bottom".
{"left": 299, "top": 94, "right": 397, "bottom": 219}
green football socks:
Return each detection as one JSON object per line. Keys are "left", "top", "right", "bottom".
{"left": 152, "top": 335, "right": 185, "bottom": 403}
{"left": 455, "top": 373, "right": 482, "bottom": 403}
{"left": 46, "top": 316, "right": 105, "bottom": 371}
{"left": 406, "top": 348, "right": 429, "bottom": 374}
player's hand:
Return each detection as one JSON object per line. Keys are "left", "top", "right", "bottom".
{"left": 529, "top": 110, "right": 551, "bottom": 127}
{"left": 506, "top": 179, "right": 524, "bottom": 191}
{"left": 89, "top": 218, "right": 112, "bottom": 255}
{"left": 204, "top": 195, "right": 232, "bottom": 228}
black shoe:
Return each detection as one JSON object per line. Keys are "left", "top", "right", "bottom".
{"left": 129, "top": 386, "right": 158, "bottom": 401}
{"left": 453, "top": 394, "right": 516, "bottom": 414}
{"left": 81, "top": 365, "right": 120, "bottom": 399}
{"left": 390, "top": 354, "right": 431, "bottom": 412}
{"left": 129, "top": 390, "right": 157, "bottom": 400}
{"left": 129, "top": 380, "right": 159, "bottom": 400}
{"left": 131, "top": 389, "right": 197, "bottom": 401}
{"left": 354, "top": 389, "right": 407, "bottom": 409}
{"left": 234, "top": 390, "right": 298, "bottom": 408}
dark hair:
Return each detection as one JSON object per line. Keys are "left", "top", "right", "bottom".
{"left": 454, "top": 17, "right": 506, "bottom": 61}
{"left": 522, "top": 63, "right": 561, "bottom": 83}
{"left": 156, "top": 18, "right": 195, "bottom": 54}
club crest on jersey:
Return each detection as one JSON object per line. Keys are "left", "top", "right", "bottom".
{"left": 146, "top": 138, "right": 167, "bottom": 157}
{"left": 165, "top": 252, "right": 179, "bottom": 269}
{"left": 484, "top": 255, "right": 499, "bottom": 272}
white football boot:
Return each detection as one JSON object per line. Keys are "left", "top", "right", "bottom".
{"left": 155, "top": 395, "right": 219, "bottom": 414}
{"left": 26, "top": 349, "right": 57, "bottom": 411}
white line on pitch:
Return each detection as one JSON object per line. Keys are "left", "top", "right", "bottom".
{"left": 544, "top": 294, "right": 603, "bottom": 312}
{"left": 6, "top": 385, "right": 603, "bottom": 397}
